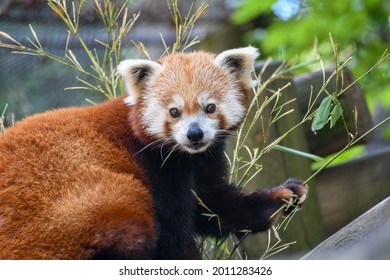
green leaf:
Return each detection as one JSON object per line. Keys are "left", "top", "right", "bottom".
{"left": 311, "top": 95, "right": 333, "bottom": 133}
{"left": 231, "top": 0, "right": 274, "bottom": 24}
{"left": 330, "top": 103, "right": 343, "bottom": 128}
{"left": 274, "top": 145, "right": 324, "bottom": 161}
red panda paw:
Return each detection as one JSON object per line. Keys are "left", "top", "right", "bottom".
{"left": 272, "top": 179, "right": 308, "bottom": 216}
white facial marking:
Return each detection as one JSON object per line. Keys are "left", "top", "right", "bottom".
{"left": 197, "top": 92, "right": 211, "bottom": 107}
{"left": 171, "top": 113, "right": 219, "bottom": 154}
{"left": 142, "top": 97, "right": 166, "bottom": 138}
{"left": 170, "top": 95, "right": 185, "bottom": 110}
{"left": 219, "top": 89, "right": 246, "bottom": 128}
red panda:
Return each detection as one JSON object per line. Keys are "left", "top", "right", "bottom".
{"left": 0, "top": 47, "right": 307, "bottom": 259}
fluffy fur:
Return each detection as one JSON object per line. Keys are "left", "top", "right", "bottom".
{"left": 0, "top": 48, "right": 307, "bottom": 259}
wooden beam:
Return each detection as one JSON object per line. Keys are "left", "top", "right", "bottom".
{"left": 302, "top": 197, "right": 390, "bottom": 259}
{"left": 315, "top": 146, "right": 390, "bottom": 236}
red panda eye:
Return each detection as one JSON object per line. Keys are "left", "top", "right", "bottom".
{"left": 205, "top": 103, "right": 216, "bottom": 114}
{"left": 169, "top": 108, "right": 181, "bottom": 118}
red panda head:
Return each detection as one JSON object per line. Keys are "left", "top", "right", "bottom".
{"left": 117, "top": 47, "right": 259, "bottom": 154}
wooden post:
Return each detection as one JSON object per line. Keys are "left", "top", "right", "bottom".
{"left": 233, "top": 61, "right": 325, "bottom": 259}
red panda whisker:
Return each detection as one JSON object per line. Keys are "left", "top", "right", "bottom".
{"left": 215, "top": 130, "right": 239, "bottom": 141}
{"left": 216, "top": 129, "right": 237, "bottom": 136}
{"left": 160, "top": 142, "right": 180, "bottom": 165}
{"left": 157, "top": 137, "right": 176, "bottom": 154}
{"left": 216, "top": 129, "right": 253, "bottom": 147}
{"left": 151, "top": 138, "right": 174, "bottom": 152}
{"left": 134, "top": 139, "right": 167, "bottom": 155}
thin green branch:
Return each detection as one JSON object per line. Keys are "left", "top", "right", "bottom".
{"left": 305, "top": 115, "right": 390, "bottom": 184}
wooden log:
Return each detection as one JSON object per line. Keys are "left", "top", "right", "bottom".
{"left": 302, "top": 197, "right": 390, "bottom": 259}
{"left": 293, "top": 68, "right": 373, "bottom": 156}
{"left": 233, "top": 61, "right": 325, "bottom": 259}
{"left": 315, "top": 146, "right": 390, "bottom": 236}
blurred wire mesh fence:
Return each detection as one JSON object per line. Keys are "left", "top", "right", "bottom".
{"left": 0, "top": 0, "right": 228, "bottom": 124}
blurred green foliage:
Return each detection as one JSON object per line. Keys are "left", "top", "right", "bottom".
{"left": 232, "top": 0, "right": 390, "bottom": 113}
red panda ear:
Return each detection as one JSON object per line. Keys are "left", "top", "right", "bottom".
{"left": 214, "top": 47, "right": 260, "bottom": 88}
{"left": 117, "top": 59, "right": 162, "bottom": 105}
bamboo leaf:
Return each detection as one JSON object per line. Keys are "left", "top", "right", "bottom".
{"left": 274, "top": 144, "right": 324, "bottom": 161}
{"left": 0, "top": 31, "right": 21, "bottom": 46}
{"left": 64, "top": 86, "right": 91, "bottom": 91}
{"left": 66, "top": 49, "right": 83, "bottom": 70}
{"left": 330, "top": 103, "right": 343, "bottom": 128}
{"left": 28, "top": 25, "right": 42, "bottom": 50}
{"left": 311, "top": 95, "right": 333, "bottom": 133}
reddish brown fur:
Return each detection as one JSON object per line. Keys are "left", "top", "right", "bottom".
{"left": 153, "top": 52, "right": 241, "bottom": 112}
{"left": 0, "top": 97, "right": 156, "bottom": 259}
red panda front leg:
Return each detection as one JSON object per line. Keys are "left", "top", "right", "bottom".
{"left": 194, "top": 178, "right": 308, "bottom": 237}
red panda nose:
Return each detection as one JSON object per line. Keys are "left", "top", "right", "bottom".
{"left": 187, "top": 125, "right": 204, "bottom": 142}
